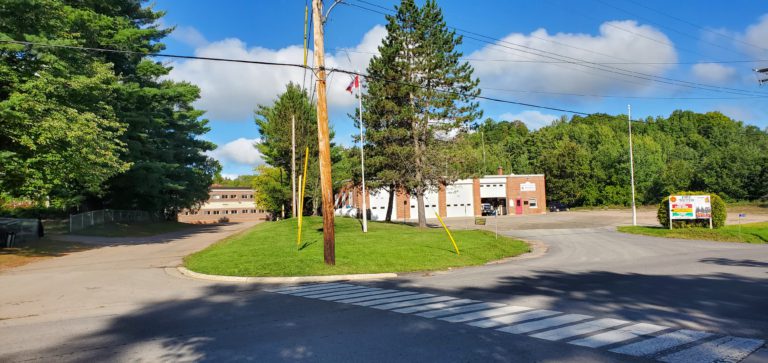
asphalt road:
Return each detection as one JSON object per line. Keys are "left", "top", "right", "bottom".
{"left": 0, "top": 213, "right": 766, "bottom": 362}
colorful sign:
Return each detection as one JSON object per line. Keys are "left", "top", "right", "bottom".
{"left": 669, "top": 195, "right": 711, "bottom": 220}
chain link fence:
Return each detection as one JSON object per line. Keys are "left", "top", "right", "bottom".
{"left": 69, "top": 209, "right": 159, "bottom": 233}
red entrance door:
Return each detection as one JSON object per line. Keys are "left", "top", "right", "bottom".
{"left": 515, "top": 198, "right": 523, "bottom": 215}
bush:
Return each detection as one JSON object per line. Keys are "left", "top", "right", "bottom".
{"left": 657, "top": 192, "right": 726, "bottom": 229}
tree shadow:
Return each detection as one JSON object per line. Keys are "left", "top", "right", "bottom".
{"left": 298, "top": 239, "right": 318, "bottom": 251}
{"left": 49, "top": 223, "right": 239, "bottom": 247}
{"left": 7, "top": 283, "right": 643, "bottom": 362}
{"left": 700, "top": 257, "right": 768, "bottom": 268}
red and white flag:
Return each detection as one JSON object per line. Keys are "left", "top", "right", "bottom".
{"left": 345, "top": 75, "right": 359, "bottom": 93}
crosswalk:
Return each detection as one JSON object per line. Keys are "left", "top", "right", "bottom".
{"left": 266, "top": 283, "right": 765, "bottom": 363}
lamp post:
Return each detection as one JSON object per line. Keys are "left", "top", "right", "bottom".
{"left": 628, "top": 104, "right": 637, "bottom": 226}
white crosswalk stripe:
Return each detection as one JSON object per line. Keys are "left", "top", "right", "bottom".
{"left": 391, "top": 299, "right": 479, "bottom": 314}
{"left": 268, "top": 283, "right": 765, "bottom": 362}
{"left": 569, "top": 323, "right": 668, "bottom": 348}
{"left": 335, "top": 291, "right": 419, "bottom": 304}
{"left": 416, "top": 302, "right": 505, "bottom": 319}
{"left": 658, "top": 336, "right": 765, "bottom": 363}
{"left": 354, "top": 293, "right": 435, "bottom": 307}
{"left": 468, "top": 309, "right": 561, "bottom": 329}
{"left": 610, "top": 329, "right": 713, "bottom": 357}
{"left": 529, "top": 318, "right": 628, "bottom": 341}
{"left": 319, "top": 289, "right": 398, "bottom": 301}
{"left": 300, "top": 287, "right": 376, "bottom": 299}
{"left": 371, "top": 296, "right": 456, "bottom": 310}
{"left": 439, "top": 305, "right": 531, "bottom": 323}
{"left": 497, "top": 314, "right": 592, "bottom": 335}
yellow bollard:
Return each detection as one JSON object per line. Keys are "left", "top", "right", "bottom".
{"left": 435, "top": 212, "right": 460, "bottom": 255}
{"left": 297, "top": 147, "right": 310, "bottom": 249}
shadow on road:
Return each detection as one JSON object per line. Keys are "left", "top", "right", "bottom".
{"left": 699, "top": 257, "right": 768, "bottom": 268}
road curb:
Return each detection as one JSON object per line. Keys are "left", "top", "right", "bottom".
{"left": 176, "top": 266, "right": 398, "bottom": 283}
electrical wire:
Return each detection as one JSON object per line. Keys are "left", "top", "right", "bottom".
{"left": 0, "top": 39, "right": 592, "bottom": 115}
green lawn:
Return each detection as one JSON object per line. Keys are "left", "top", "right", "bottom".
{"left": 618, "top": 222, "right": 768, "bottom": 244}
{"left": 73, "top": 221, "right": 197, "bottom": 237}
{"left": 184, "top": 216, "right": 530, "bottom": 277}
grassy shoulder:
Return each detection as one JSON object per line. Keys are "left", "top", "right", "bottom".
{"left": 184, "top": 216, "right": 530, "bottom": 277}
{"left": 72, "top": 221, "right": 196, "bottom": 237}
{"left": 618, "top": 222, "right": 768, "bottom": 244}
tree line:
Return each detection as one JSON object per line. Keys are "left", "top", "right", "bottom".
{"left": 0, "top": 0, "right": 218, "bottom": 218}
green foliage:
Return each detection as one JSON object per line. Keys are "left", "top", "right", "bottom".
{"left": 450, "top": 110, "right": 768, "bottom": 207}
{"left": 0, "top": 0, "right": 218, "bottom": 216}
{"left": 214, "top": 174, "right": 256, "bottom": 188}
{"left": 657, "top": 192, "right": 727, "bottom": 228}
{"left": 363, "top": 0, "right": 481, "bottom": 226}
{"left": 252, "top": 165, "right": 291, "bottom": 218}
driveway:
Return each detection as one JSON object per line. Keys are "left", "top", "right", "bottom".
{"left": 0, "top": 215, "right": 766, "bottom": 362}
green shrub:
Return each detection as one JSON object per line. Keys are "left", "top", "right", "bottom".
{"left": 657, "top": 192, "right": 726, "bottom": 228}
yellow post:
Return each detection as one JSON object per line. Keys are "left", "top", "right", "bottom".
{"left": 435, "top": 212, "right": 460, "bottom": 255}
{"left": 297, "top": 147, "right": 310, "bottom": 248}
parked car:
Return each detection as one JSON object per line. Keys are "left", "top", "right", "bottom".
{"left": 548, "top": 201, "right": 569, "bottom": 212}
{"left": 481, "top": 203, "right": 496, "bottom": 216}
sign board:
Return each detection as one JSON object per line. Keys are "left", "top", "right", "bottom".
{"left": 669, "top": 195, "right": 711, "bottom": 226}
{"left": 520, "top": 182, "right": 536, "bottom": 192}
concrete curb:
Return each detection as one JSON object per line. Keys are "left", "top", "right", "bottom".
{"left": 176, "top": 266, "right": 398, "bottom": 284}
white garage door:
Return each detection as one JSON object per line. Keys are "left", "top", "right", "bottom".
{"left": 368, "top": 189, "right": 391, "bottom": 221}
{"left": 410, "top": 189, "right": 439, "bottom": 219}
{"left": 446, "top": 183, "right": 474, "bottom": 217}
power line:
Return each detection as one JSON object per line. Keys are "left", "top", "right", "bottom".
{"left": 621, "top": 0, "right": 768, "bottom": 54}
{"left": 344, "top": 1, "right": 768, "bottom": 97}
{"left": 482, "top": 87, "right": 765, "bottom": 100}
{"left": 0, "top": 39, "right": 591, "bottom": 115}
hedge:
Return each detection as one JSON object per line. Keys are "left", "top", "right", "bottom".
{"left": 657, "top": 192, "right": 726, "bottom": 229}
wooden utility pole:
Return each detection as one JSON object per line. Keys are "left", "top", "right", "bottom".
{"left": 312, "top": 0, "right": 335, "bottom": 265}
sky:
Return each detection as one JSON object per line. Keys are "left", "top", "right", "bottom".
{"left": 153, "top": 0, "right": 768, "bottom": 177}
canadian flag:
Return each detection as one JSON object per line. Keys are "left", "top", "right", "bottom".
{"left": 345, "top": 75, "right": 360, "bottom": 94}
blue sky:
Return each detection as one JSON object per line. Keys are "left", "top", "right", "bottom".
{"left": 154, "top": 0, "right": 768, "bottom": 177}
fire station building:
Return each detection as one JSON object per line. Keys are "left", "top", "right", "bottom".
{"left": 335, "top": 167, "right": 546, "bottom": 221}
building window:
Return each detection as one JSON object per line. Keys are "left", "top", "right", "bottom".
{"left": 230, "top": 194, "right": 236, "bottom": 198}
{"left": 231, "top": 210, "right": 237, "bottom": 214}
{"left": 241, "top": 194, "right": 248, "bottom": 198}
{"left": 242, "top": 209, "right": 249, "bottom": 214}
{"left": 213, "top": 211, "right": 220, "bottom": 215}
{"left": 222, "top": 195, "right": 228, "bottom": 199}
{"left": 213, "top": 195, "right": 221, "bottom": 199}
{"left": 529, "top": 198, "right": 538, "bottom": 208}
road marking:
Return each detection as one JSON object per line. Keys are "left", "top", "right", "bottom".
{"left": 529, "top": 318, "right": 628, "bottom": 341}
{"left": 335, "top": 291, "right": 420, "bottom": 304}
{"left": 319, "top": 289, "right": 398, "bottom": 301}
{"left": 270, "top": 283, "right": 765, "bottom": 363}
{"left": 299, "top": 287, "right": 376, "bottom": 299}
{"left": 658, "top": 336, "right": 765, "bottom": 363}
{"left": 354, "top": 293, "right": 435, "bottom": 307}
{"left": 391, "top": 299, "right": 480, "bottom": 314}
{"left": 439, "top": 306, "right": 532, "bottom": 323}
{"left": 569, "top": 323, "right": 668, "bottom": 348}
{"left": 290, "top": 285, "right": 369, "bottom": 297}
{"left": 610, "top": 329, "right": 713, "bottom": 357}
{"left": 416, "top": 302, "right": 506, "bottom": 319}
{"left": 497, "top": 314, "right": 592, "bottom": 335}
{"left": 268, "top": 283, "right": 350, "bottom": 294}
{"left": 468, "top": 309, "right": 562, "bottom": 329}
{"left": 371, "top": 296, "right": 456, "bottom": 310}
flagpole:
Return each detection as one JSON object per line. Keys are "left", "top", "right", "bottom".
{"left": 357, "top": 74, "right": 368, "bottom": 233}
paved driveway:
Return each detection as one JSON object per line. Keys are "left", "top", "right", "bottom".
{"left": 0, "top": 216, "right": 766, "bottom": 362}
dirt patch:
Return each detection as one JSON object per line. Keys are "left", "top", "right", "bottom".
{"left": 0, "top": 237, "right": 92, "bottom": 271}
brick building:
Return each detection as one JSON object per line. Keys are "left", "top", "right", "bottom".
{"left": 178, "top": 186, "right": 269, "bottom": 223}
{"left": 335, "top": 167, "right": 546, "bottom": 221}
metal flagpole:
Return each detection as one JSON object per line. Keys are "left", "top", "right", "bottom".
{"left": 628, "top": 104, "right": 637, "bottom": 226}
{"left": 357, "top": 74, "right": 368, "bottom": 233}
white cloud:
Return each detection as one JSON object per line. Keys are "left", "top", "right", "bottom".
{"left": 499, "top": 110, "right": 559, "bottom": 130}
{"left": 691, "top": 63, "right": 737, "bottom": 84}
{"left": 168, "top": 25, "right": 387, "bottom": 121}
{"left": 170, "top": 26, "right": 208, "bottom": 48}
{"left": 468, "top": 21, "right": 678, "bottom": 99}
{"left": 741, "top": 14, "right": 768, "bottom": 58}
{"left": 206, "top": 138, "right": 263, "bottom": 166}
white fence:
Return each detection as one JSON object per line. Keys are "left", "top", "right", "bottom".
{"left": 69, "top": 209, "right": 158, "bottom": 233}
